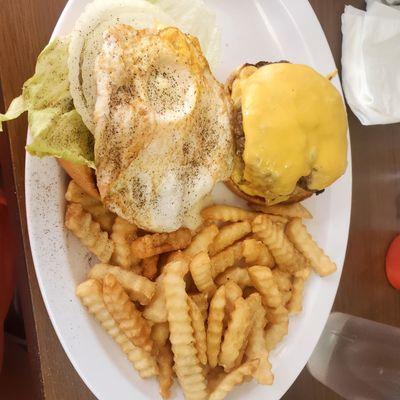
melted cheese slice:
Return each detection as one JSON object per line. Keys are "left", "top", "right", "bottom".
{"left": 236, "top": 63, "right": 347, "bottom": 199}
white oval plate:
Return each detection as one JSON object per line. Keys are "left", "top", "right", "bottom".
{"left": 25, "top": 1, "right": 352, "bottom": 399}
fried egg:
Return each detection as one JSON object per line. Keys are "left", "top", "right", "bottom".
{"left": 94, "top": 25, "right": 233, "bottom": 232}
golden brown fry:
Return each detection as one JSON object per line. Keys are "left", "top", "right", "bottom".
{"left": 219, "top": 297, "right": 251, "bottom": 371}
{"left": 207, "top": 286, "right": 226, "bottom": 368}
{"left": 207, "top": 367, "right": 226, "bottom": 393}
{"left": 163, "top": 261, "right": 208, "bottom": 400}
{"left": 111, "top": 216, "right": 139, "bottom": 269}
{"left": 287, "top": 277, "right": 306, "bottom": 314}
{"left": 286, "top": 218, "right": 337, "bottom": 276}
{"left": 215, "top": 267, "right": 251, "bottom": 290}
{"left": 209, "top": 221, "right": 251, "bottom": 256}
{"left": 131, "top": 228, "right": 192, "bottom": 259}
{"left": 223, "top": 281, "right": 243, "bottom": 316}
{"left": 294, "top": 267, "right": 311, "bottom": 280}
{"left": 65, "top": 203, "right": 114, "bottom": 262}
{"left": 242, "top": 238, "right": 275, "bottom": 268}
{"left": 184, "top": 224, "right": 219, "bottom": 257}
{"left": 248, "top": 266, "right": 282, "bottom": 308}
{"left": 189, "top": 251, "right": 216, "bottom": 295}
{"left": 251, "top": 202, "right": 312, "bottom": 219}
{"left": 151, "top": 322, "right": 170, "bottom": 348}
{"left": 190, "top": 293, "right": 209, "bottom": 322}
{"left": 265, "top": 306, "right": 289, "bottom": 351}
{"left": 158, "top": 343, "right": 174, "bottom": 399}
{"left": 281, "top": 290, "right": 292, "bottom": 306}
{"left": 245, "top": 293, "right": 273, "bottom": 385}
{"left": 210, "top": 241, "right": 243, "bottom": 278}
{"left": 103, "top": 274, "right": 153, "bottom": 352}
{"left": 65, "top": 180, "right": 115, "bottom": 232}
{"left": 208, "top": 360, "right": 259, "bottom": 400}
{"left": 141, "top": 255, "right": 159, "bottom": 280}
{"left": 252, "top": 215, "right": 309, "bottom": 274}
{"left": 272, "top": 269, "right": 292, "bottom": 292}
{"left": 201, "top": 205, "right": 257, "bottom": 222}
{"left": 188, "top": 297, "right": 207, "bottom": 365}
{"left": 89, "top": 264, "right": 155, "bottom": 305}
{"left": 76, "top": 279, "right": 157, "bottom": 378}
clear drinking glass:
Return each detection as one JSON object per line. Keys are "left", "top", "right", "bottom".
{"left": 307, "top": 312, "right": 400, "bottom": 400}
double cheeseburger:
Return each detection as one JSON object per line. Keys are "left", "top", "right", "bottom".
{"left": 226, "top": 62, "right": 348, "bottom": 205}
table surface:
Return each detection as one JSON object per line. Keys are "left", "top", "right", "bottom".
{"left": 1, "top": 0, "right": 399, "bottom": 399}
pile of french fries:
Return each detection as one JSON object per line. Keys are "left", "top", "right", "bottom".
{"left": 65, "top": 179, "right": 336, "bottom": 400}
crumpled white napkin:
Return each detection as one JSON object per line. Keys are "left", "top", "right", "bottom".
{"left": 341, "top": 1, "right": 400, "bottom": 125}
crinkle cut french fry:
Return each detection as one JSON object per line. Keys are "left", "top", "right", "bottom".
{"left": 201, "top": 205, "right": 257, "bottom": 222}
{"left": 190, "top": 293, "right": 209, "bottom": 322}
{"left": 219, "top": 297, "right": 251, "bottom": 371}
{"left": 188, "top": 297, "right": 208, "bottom": 365}
{"left": 76, "top": 279, "right": 157, "bottom": 378}
{"left": 131, "top": 228, "right": 192, "bottom": 259}
{"left": 286, "top": 218, "right": 336, "bottom": 276}
{"left": 242, "top": 238, "right": 275, "bottom": 268}
{"left": 89, "top": 264, "right": 155, "bottom": 305}
{"left": 151, "top": 322, "right": 170, "bottom": 348}
{"left": 103, "top": 274, "right": 153, "bottom": 352}
{"left": 158, "top": 343, "right": 174, "bottom": 399}
{"left": 185, "top": 224, "right": 219, "bottom": 257}
{"left": 190, "top": 251, "right": 216, "bottom": 295}
{"left": 209, "top": 221, "right": 251, "bottom": 256}
{"left": 210, "top": 241, "right": 243, "bottom": 278}
{"left": 111, "top": 216, "right": 139, "bottom": 269}
{"left": 215, "top": 267, "right": 251, "bottom": 290}
{"left": 65, "top": 203, "right": 114, "bottom": 262}
{"left": 265, "top": 306, "right": 289, "bottom": 352}
{"left": 248, "top": 266, "right": 282, "bottom": 308}
{"left": 65, "top": 180, "right": 115, "bottom": 232}
{"left": 208, "top": 360, "right": 259, "bottom": 400}
{"left": 141, "top": 255, "right": 159, "bottom": 280}
{"left": 207, "top": 286, "right": 226, "bottom": 369}
{"left": 245, "top": 293, "right": 273, "bottom": 385}
{"left": 251, "top": 202, "right": 312, "bottom": 219}
{"left": 163, "top": 261, "right": 208, "bottom": 400}
{"left": 287, "top": 277, "right": 306, "bottom": 314}
{"left": 271, "top": 269, "right": 292, "bottom": 292}
{"left": 252, "top": 214, "right": 309, "bottom": 273}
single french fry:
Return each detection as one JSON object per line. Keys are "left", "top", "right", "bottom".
{"left": 207, "top": 286, "right": 226, "bottom": 368}
{"left": 111, "top": 216, "right": 139, "bottom": 269}
{"left": 252, "top": 202, "right": 312, "bottom": 219}
{"left": 245, "top": 293, "right": 273, "bottom": 385}
{"left": 141, "top": 255, "right": 159, "bottom": 280}
{"left": 265, "top": 306, "right": 289, "bottom": 351}
{"left": 219, "top": 297, "right": 251, "bottom": 371}
{"left": 210, "top": 241, "right": 243, "bottom": 278}
{"left": 184, "top": 224, "right": 219, "bottom": 257}
{"left": 189, "top": 251, "right": 216, "bottom": 295}
{"left": 252, "top": 215, "right": 309, "bottom": 274}
{"left": 201, "top": 205, "right": 257, "bottom": 222}
{"left": 103, "top": 274, "right": 153, "bottom": 352}
{"left": 272, "top": 269, "right": 292, "bottom": 292}
{"left": 215, "top": 267, "right": 251, "bottom": 290}
{"left": 131, "top": 228, "right": 192, "bottom": 259}
{"left": 65, "top": 203, "right": 114, "bottom": 262}
{"left": 294, "top": 267, "right": 312, "bottom": 280}
{"left": 188, "top": 297, "right": 207, "bottom": 365}
{"left": 158, "top": 343, "right": 174, "bottom": 399}
{"left": 65, "top": 180, "right": 115, "bottom": 232}
{"left": 223, "top": 281, "right": 243, "bottom": 316}
{"left": 286, "top": 218, "right": 337, "bottom": 276}
{"left": 151, "top": 322, "right": 170, "bottom": 348}
{"left": 287, "top": 277, "right": 306, "bottom": 314}
{"left": 190, "top": 293, "right": 209, "bottom": 322}
{"left": 76, "top": 279, "right": 157, "bottom": 378}
{"left": 248, "top": 266, "right": 282, "bottom": 308}
{"left": 207, "top": 367, "right": 226, "bottom": 393}
{"left": 242, "top": 238, "right": 275, "bottom": 268}
{"left": 209, "top": 221, "right": 251, "bottom": 256}
{"left": 163, "top": 261, "right": 208, "bottom": 400}
{"left": 281, "top": 290, "right": 292, "bottom": 306}
{"left": 89, "top": 264, "right": 155, "bottom": 305}
{"left": 208, "top": 360, "right": 259, "bottom": 400}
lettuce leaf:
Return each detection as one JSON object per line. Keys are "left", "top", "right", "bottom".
{"left": 0, "top": 37, "right": 94, "bottom": 167}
